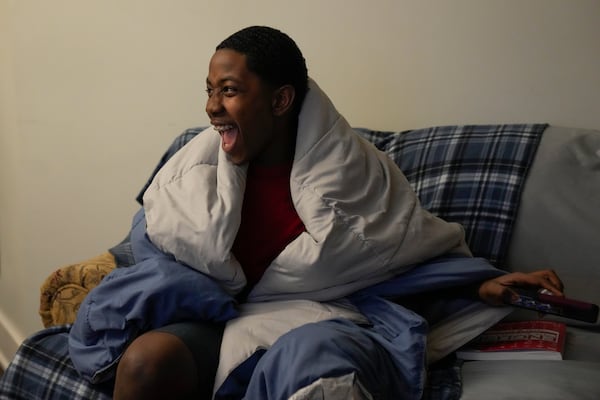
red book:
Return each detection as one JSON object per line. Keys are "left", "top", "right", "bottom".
{"left": 456, "top": 320, "right": 566, "bottom": 360}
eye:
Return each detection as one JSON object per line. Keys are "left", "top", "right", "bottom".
{"left": 205, "top": 87, "right": 214, "bottom": 97}
{"left": 222, "top": 86, "right": 238, "bottom": 96}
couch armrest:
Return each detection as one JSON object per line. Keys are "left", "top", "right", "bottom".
{"left": 39, "top": 252, "right": 116, "bottom": 327}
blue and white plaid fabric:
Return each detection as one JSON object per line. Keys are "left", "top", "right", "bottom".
{"left": 355, "top": 124, "right": 547, "bottom": 266}
{"left": 0, "top": 325, "right": 112, "bottom": 400}
{"left": 0, "top": 124, "right": 546, "bottom": 399}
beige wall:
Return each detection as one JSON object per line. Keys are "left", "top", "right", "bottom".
{"left": 1, "top": 0, "right": 599, "bottom": 365}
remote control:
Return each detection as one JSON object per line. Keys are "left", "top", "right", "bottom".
{"left": 506, "top": 287, "right": 599, "bottom": 323}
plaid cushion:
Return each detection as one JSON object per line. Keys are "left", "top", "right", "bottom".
{"left": 355, "top": 124, "right": 547, "bottom": 266}
{"left": 0, "top": 325, "right": 112, "bottom": 400}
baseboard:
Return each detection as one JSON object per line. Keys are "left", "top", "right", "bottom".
{"left": 0, "top": 309, "right": 25, "bottom": 369}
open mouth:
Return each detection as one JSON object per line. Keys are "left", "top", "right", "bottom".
{"left": 213, "top": 124, "right": 239, "bottom": 153}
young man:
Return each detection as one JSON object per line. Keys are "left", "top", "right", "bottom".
{"left": 99, "top": 26, "right": 562, "bottom": 399}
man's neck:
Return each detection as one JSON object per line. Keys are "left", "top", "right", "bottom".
{"left": 253, "top": 120, "right": 298, "bottom": 166}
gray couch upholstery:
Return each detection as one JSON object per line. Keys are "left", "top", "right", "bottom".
{"left": 464, "top": 126, "right": 600, "bottom": 399}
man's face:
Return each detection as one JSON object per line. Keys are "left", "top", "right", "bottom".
{"left": 206, "top": 49, "right": 277, "bottom": 165}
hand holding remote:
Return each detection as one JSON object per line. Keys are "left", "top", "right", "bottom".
{"left": 477, "top": 269, "right": 564, "bottom": 306}
{"left": 506, "top": 287, "right": 599, "bottom": 323}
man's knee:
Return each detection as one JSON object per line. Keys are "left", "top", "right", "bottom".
{"left": 114, "top": 331, "right": 198, "bottom": 399}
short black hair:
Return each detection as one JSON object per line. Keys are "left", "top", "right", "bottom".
{"left": 216, "top": 26, "right": 309, "bottom": 116}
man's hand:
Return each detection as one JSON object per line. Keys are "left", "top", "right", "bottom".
{"left": 477, "top": 269, "right": 564, "bottom": 306}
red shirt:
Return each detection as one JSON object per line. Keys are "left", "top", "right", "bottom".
{"left": 232, "top": 163, "right": 305, "bottom": 290}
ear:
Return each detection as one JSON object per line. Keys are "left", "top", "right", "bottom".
{"left": 271, "top": 85, "right": 296, "bottom": 116}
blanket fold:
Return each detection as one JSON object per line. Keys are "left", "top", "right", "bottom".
{"left": 68, "top": 209, "right": 238, "bottom": 383}
{"left": 63, "top": 79, "right": 545, "bottom": 397}
{"left": 142, "top": 78, "right": 471, "bottom": 303}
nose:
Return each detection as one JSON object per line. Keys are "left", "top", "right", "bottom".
{"left": 205, "top": 92, "right": 224, "bottom": 117}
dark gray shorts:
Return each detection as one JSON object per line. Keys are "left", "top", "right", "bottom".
{"left": 155, "top": 320, "right": 225, "bottom": 396}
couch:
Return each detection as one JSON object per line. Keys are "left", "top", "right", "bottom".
{"left": 1, "top": 123, "right": 599, "bottom": 399}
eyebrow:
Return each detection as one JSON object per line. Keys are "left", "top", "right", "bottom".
{"left": 206, "top": 76, "right": 240, "bottom": 86}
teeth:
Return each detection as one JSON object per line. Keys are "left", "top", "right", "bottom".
{"left": 213, "top": 124, "right": 234, "bottom": 132}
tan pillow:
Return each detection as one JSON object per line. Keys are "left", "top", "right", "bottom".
{"left": 39, "top": 252, "right": 116, "bottom": 327}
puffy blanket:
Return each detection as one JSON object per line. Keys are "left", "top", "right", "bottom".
{"left": 142, "top": 79, "right": 471, "bottom": 300}
{"left": 0, "top": 80, "right": 548, "bottom": 398}
{"left": 64, "top": 80, "right": 521, "bottom": 398}
{"left": 69, "top": 205, "right": 509, "bottom": 398}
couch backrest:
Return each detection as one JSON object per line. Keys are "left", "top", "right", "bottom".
{"left": 146, "top": 124, "right": 546, "bottom": 267}
{"left": 144, "top": 124, "right": 599, "bottom": 324}
{"left": 146, "top": 124, "right": 600, "bottom": 320}
{"left": 506, "top": 126, "right": 600, "bottom": 314}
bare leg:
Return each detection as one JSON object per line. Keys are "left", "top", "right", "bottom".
{"left": 113, "top": 331, "right": 200, "bottom": 400}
